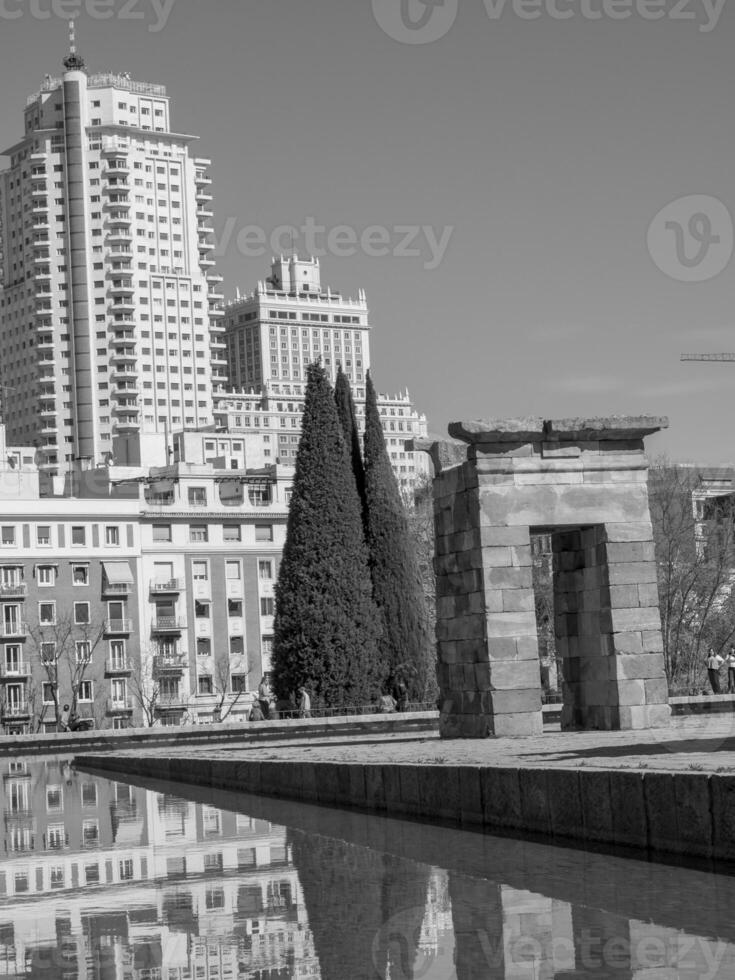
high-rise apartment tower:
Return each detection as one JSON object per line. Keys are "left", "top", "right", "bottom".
{"left": 0, "top": 43, "right": 226, "bottom": 475}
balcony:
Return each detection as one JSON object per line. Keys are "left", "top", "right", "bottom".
{"left": 1, "top": 701, "right": 30, "bottom": 720}
{"left": 105, "top": 658, "right": 132, "bottom": 675}
{"left": 1, "top": 623, "right": 27, "bottom": 639}
{"left": 199, "top": 257, "right": 216, "bottom": 268}
{"left": 106, "top": 697, "right": 134, "bottom": 714}
{"left": 156, "top": 693, "right": 188, "bottom": 711}
{"left": 113, "top": 418, "right": 140, "bottom": 433}
{"left": 0, "top": 584, "right": 27, "bottom": 599}
{"left": 109, "top": 281, "right": 134, "bottom": 295}
{"left": 0, "top": 660, "right": 30, "bottom": 679}
{"left": 151, "top": 616, "right": 185, "bottom": 633}
{"left": 102, "top": 580, "right": 133, "bottom": 597}
{"left": 104, "top": 618, "right": 133, "bottom": 634}
{"left": 152, "top": 653, "right": 186, "bottom": 676}
{"left": 103, "top": 161, "right": 130, "bottom": 176}
{"left": 150, "top": 578, "right": 182, "bottom": 594}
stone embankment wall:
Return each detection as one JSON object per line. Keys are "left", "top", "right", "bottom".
{"left": 77, "top": 753, "right": 735, "bottom": 866}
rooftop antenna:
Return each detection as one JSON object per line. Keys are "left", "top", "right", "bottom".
{"left": 63, "top": 19, "right": 86, "bottom": 72}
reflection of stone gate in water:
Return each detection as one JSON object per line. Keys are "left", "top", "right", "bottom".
{"left": 424, "top": 417, "right": 671, "bottom": 739}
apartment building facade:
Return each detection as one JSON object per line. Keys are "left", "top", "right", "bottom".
{"left": 0, "top": 49, "right": 226, "bottom": 476}
{"left": 222, "top": 256, "right": 430, "bottom": 491}
{"left": 0, "top": 433, "right": 288, "bottom": 733}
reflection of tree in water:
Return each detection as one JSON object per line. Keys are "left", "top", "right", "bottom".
{"left": 290, "top": 830, "right": 430, "bottom": 980}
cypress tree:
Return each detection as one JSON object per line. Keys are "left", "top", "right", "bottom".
{"left": 334, "top": 365, "right": 366, "bottom": 519}
{"left": 272, "top": 362, "right": 383, "bottom": 708}
{"left": 363, "top": 371, "right": 435, "bottom": 700}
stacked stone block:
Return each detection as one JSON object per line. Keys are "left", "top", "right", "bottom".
{"left": 432, "top": 417, "right": 671, "bottom": 738}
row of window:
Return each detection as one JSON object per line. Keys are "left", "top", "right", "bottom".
{"left": 151, "top": 524, "right": 274, "bottom": 543}
{"left": 0, "top": 525, "right": 122, "bottom": 547}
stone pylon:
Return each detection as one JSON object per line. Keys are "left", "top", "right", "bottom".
{"left": 424, "top": 417, "right": 671, "bottom": 739}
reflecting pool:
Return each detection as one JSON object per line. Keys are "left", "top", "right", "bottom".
{"left": 0, "top": 756, "right": 734, "bottom": 978}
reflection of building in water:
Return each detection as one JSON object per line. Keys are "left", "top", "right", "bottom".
{"left": 417, "top": 868, "right": 453, "bottom": 960}
{"left": 0, "top": 757, "right": 319, "bottom": 979}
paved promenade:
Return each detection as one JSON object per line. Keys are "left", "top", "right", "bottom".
{"left": 88, "top": 714, "right": 735, "bottom": 772}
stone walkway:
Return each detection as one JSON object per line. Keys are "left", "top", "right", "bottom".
{"left": 98, "top": 715, "right": 735, "bottom": 774}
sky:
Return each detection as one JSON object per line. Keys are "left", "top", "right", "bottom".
{"left": 1, "top": 0, "right": 735, "bottom": 462}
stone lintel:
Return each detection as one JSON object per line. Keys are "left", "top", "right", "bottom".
{"left": 449, "top": 416, "right": 669, "bottom": 448}
{"left": 409, "top": 437, "right": 467, "bottom": 474}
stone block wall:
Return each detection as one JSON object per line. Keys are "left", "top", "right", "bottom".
{"left": 432, "top": 417, "right": 671, "bottom": 738}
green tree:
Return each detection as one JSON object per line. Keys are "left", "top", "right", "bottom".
{"left": 334, "top": 365, "right": 366, "bottom": 520}
{"left": 363, "top": 371, "right": 435, "bottom": 700}
{"left": 272, "top": 362, "right": 383, "bottom": 708}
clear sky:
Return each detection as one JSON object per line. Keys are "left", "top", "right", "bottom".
{"left": 1, "top": 0, "right": 735, "bottom": 462}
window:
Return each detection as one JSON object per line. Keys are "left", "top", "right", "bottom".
{"left": 109, "top": 639, "right": 126, "bottom": 668}
{"left": 105, "top": 525, "right": 120, "bottom": 546}
{"left": 42, "top": 682, "right": 55, "bottom": 704}
{"left": 195, "top": 600, "right": 210, "bottom": 619}
{"left": 231, "top": 674, "right": 247, "bottom": 693}
{"left": 78, "top": 680, "right": 93, "bottom": 701}
{"left": 72, "top": 564, "right": 89, "bottom": 585}
{"left": 258, "top": 560, "right": 273, "bottom": 580}
{"left": 228, "top": 599, "right": 242, "bottom": 617}
{"left": 82, "top": 820, "right": 99, "bottom": 847}
{"left": 225, "top": 561, "right": 241, "bottom": 580}
{"left": 223, "top": 524, "right": 241, "bottom": 542}
{"left": 152, "top": 524, "right": 172, "bottom": 542}
{"left": 37, "top": 565, "right": 56, "bottom": 586}
{"left": 196, "top": 638, "right": 211, "bottom": 657}
{"left": 119, "top": 859, "right": 134, "bottom": 881}
{"left": 46, "top": 785, "right": 63, "bottom": 812}
{"left": 230, "top": 635, "right": 244, "bottom": 656}
{"left": 188, "top": 487, "right": 207, "bottom": 506}
{"left": 192, "top": 561, "right": 208, "bottom": 581}
{"left": 71, "top": 526, "right": 86, "bottom": 546}
{"left": 255, "top": 525, "right": 273, "bottom": 542}
{"left": 82, "top": 782, "right": 97, "bottom": 807}
{"left": 39, "top": 602, "right": 56, "bottom": 625}
{"left": 190, "top": 525, "right": 208, "bottom": 542}
{"left": 76, "top": 640, "right": 91, "bottom": 662}
{"left": 74, "top": 602, "right": 90, "bottom": 625}
{"left": 198, "top": 675, "right": 213, "bottom": 695}
{"left": 260, "top": 597, "right": 275, "bottom": 616}
{"left": 40, "top": 642, "right": 56, "bottom": 663}
{"left": 37, "top": 525, "right": 51, "bottom": 546}
{"left": 1, "top": 527, "right": 15, "bottom": 546}
{"left": 111, "top": 678, "right": 127, "bottom": 705}
{"left": 85, "top": 864, "right": 100, "bottom": 884}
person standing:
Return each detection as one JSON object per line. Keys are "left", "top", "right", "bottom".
{"left": 298, "top": 687, "right": 311, "bottom": 719}
{"left": 706, "top": 648, "right": 724, "bottom": 694}
{"left": 257, "top": 674, "right": 273, "bottom": 720}
{"left": 727, "top": 646, "right": 735, "bottom": 694}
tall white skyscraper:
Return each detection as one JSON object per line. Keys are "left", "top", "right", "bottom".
{"left": 0, "top": 42, "right": 226, "bottom": 475}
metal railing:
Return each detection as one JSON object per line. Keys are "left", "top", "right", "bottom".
{"left": 152, "top": 617, "right": 185, "bottom": 632}
{"left": 150, "top": 578, "right": 182, "bottom": 593}
{"left": 0, "top": 585, "right": 27, "bottom": 598}
{"left": 104, "top": 619, "right": 133, "bottom": 634}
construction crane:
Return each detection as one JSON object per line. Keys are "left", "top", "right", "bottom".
{"left": 681, "top": 354, "right": 735, "bottom": 362}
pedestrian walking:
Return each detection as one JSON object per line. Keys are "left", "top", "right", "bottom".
{"left": 727, "top": 646, "right": 735, "bottom": 694}
{"left": 257, "top": 674, "right": 273, "bottom": 720}
{"left": 298, "top": 687, "right": 311, "bottom": 718}
{"left": 706, "top": 648, "right": 724, "bottom": 694}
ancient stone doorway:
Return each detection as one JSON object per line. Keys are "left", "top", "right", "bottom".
{"left": 423, "top": 417, "right": 671, "bottom": 739}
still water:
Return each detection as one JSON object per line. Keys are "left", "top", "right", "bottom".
{"left": 0, "top": 756, "right": 733, "bottom": 978}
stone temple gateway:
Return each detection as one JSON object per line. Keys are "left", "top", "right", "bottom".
{"left": 427, "top": 417, "right": 671, "bottom": 739}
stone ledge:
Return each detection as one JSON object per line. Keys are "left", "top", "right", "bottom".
{"left": 75, "top": 753, "right": 731, "bottom": 868}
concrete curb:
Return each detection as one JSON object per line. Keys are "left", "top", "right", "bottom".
{"left": 74, "top": 752, "right": 735, "bottom": 866}
{"left": 0, "top": 711, "right": 439, "bottom": 755}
